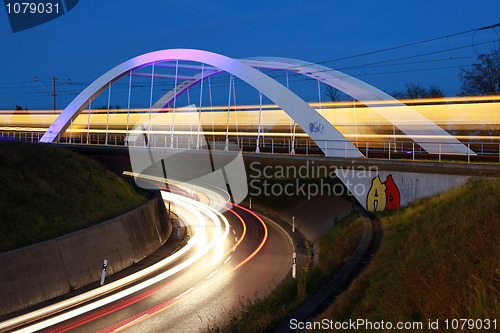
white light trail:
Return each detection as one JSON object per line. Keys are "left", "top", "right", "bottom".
{"left": 1, "top": 191, "right": 228, "bottom": 333}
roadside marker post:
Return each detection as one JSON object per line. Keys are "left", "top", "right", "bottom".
{"left": 292, "top": 216, "right": 295, "bottom": 233}
{"left": 292, "top": 252, "right": 296, "bottom": 278}
{"left": 178, "top": 220, "right": 180, "bottom": 238}
{"left": 249, "top": 198, "right": 252, "bottom": 210}
{"left": 100, "top": 259, "right": 108, "bottom": 286}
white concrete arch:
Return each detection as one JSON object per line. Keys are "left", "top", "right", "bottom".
{"left": 40, "top": 49, "right": 362, "bottom": 158}
{"left": 243, "top": 57, "right": 470, "bottom": 154}
{"left": 153, "top": 56, "right": 470, "bottom": 155}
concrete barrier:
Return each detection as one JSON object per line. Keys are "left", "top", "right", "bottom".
{"left": 0, "top": 194, "right": 171, "bottom": 317}
{"left": 335, "top": 169, "right": 471, "bottom": 212}
{"left": 250, "top": 195, "right": 352, "bottom": 243}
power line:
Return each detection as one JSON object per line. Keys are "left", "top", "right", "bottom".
{"left": 262, "top": 22, "right": 500, "bottom": 74}
{"left": 3, "top": 23, "right": 498, "bottom": 102}
{"left": 2, "top": 38, "right": 493, "bottom": 91}
{"left": 238, "top": 39, "right": 498, "bottom": 83}
{"left": 0, "top": 57, "right": 475, "bottom": 96}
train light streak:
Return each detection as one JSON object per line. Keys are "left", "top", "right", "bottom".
{"left": 2, "top": 97, "right": 499, "bottom": 133}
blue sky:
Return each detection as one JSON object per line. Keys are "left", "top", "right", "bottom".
{"left": 1, "top": 0, "right": 500, "bottom": 109}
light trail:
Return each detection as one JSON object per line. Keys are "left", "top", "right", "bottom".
{"left": 2, "top": 94, "right": 500, "bottom": 115}
{"left": 42, "top": 279, "right": 179, "bottom": 333}
{"left": 122, "top": 171, "right": 232, "bottom": 214}
{"left": 174, "top": 287, "right": 195, "bottom": 300}
{"left": 97, "top": 289, "right": 196, "bottom": 333}
{"left": 96, "top": 203, "right": 269, "bottom": 333}
{"left": 229, "top": 204, "right": 268, "bottom": 272}
{"left": 1, "top": 97, "right": 499, "bottom": 149}
{"left": 206, "top": 270, "right": 218, "bottom": 279}
{"left": 81, "top": 177, "right": 265, "bottom": 333}
{"left": 1, "top": 125, "right": 499, "bottom": 142}
{"left": 28, "top": 177, "right": 235, "bottom": 333}
{"left": 212, "top": 199, "right": 247, "bottom": 256}
{"left": 1, "top": 98, "right": 499, "bottom": 131}
{"left": 2, "top": 192, "right": 228, "bottom": 333}
{"left": 110, "top": 313, "right": 148, "bottom": 333}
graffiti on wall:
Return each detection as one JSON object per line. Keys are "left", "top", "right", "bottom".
{"left": 366, "top": 174, "right": 400, "bottom": 211}
{"left": 335, "top": 168, "right": 470, "bottom": 213}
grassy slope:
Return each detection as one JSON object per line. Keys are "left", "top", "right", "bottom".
{"left": 213, "top": 213, "right": 364, "bottom": 332}
{"left": 319, "top": 178, "right": 500, "bottom": 328}
{"left": 0, "top": 141, "right": 147, "bottom": 252}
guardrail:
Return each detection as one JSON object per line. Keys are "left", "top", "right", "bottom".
{"left": 1, "top": 131, "right": 499, "bottom": 164}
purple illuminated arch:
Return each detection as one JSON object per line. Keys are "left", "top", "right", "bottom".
{"left": 40, "top": 49, "right": 363, "bottom": 157}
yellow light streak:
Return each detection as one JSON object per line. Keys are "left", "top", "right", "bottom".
{"left": 2, "top": 94, "right": 500, "bottom": 114}
{"left": 1, "top": 98, "right": 499, "bottom": 143}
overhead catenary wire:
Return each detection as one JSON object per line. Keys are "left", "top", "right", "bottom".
{"left": 2, "top": 39, "right": 493, "bottom": 97}
{"left": 3, "top": 23, "right": 499, "bottom": 108}
{"left": 258, "top": 22, "right": 500, "bottom": 74}
{"left": 4, "top": 22, "right": 500, "bottom": 92}
{"left": 5, "top": 38, "right": 496, "bottom": 94}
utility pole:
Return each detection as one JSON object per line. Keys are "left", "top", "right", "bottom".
{"left": 52, "top": 76, "right": 56, "bottom": 113}
{"left": 35, "top": 76, "right": 57, "bottom": 115}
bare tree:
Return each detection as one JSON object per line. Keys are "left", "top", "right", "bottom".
{"left": 458, "top": 48, "right": 500, "bottom": 96}
{"left": 14, "top": 105, "right": 28, "bottom": 113}
{"left": 393, "top": 83, "right": 444, "bottom": 100}
{"left": 457, "top": 49, "right": 500, "bottom": 137}
{"left": 324, "top": 85, "right": 341, "bottom": 104}
{"left": 427, "top": 85, "right": 445, "bottom": 98}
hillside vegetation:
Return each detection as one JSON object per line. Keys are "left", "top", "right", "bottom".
{"left": 0, "top": 141, "right": 147, "bottom": 252}
{"left": 318, "top": 178, "right": 500, "bottom": 330}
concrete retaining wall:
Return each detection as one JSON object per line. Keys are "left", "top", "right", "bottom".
{"left": 0, "top": 194, "right": 171, "bottom": 317}
{"left": 251, "top": 195, "right": 352, "bottom": 242}
{"left": 335, "top": 169, "right": 471, "bottom": 212}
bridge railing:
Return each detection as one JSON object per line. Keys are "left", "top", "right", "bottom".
{"left": 1, "top": 131, "right": 499, "bottom": 164}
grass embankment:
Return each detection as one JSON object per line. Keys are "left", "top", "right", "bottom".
{"left": 0, "top": 141, "right": 147, "bottom": 252}
{"left": 211, "top": 213, "right": 364, "bottom": 332}
{"left": 318, "top": 178, "right": 500, "bottom": 329}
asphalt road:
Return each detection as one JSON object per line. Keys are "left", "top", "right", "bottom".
{"left": 37, "top": 200, "right": 293, "bottom": 333}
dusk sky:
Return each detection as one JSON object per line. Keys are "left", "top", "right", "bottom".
{"left": 1, "top": 0, "right": 500, "bottom": 110}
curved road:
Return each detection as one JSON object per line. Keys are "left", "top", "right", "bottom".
{"left": 10, "top": 191, "right": 293, "bottom": 333}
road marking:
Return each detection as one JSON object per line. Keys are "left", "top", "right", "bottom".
{"left": 234, "top": 236, "right": 238, "bottom": 243}
{"left": 175, "top": 287, "right": 194, "bottom": 300}
{"left": 232, "top": 229, "right": 236, "bottom": 235}
{"left": 112, "top": 313, "right": 148, "bottom": 332}
{"left": 224, "top": 256, "right": 231, "bottom": 264}
{"left": 223, "top": 204, "right": 247, "bottom": 255}
{"left": 206, "top": 270, "right": 218, "bottom": 279}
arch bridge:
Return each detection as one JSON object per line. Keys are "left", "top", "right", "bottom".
{"left": 40, "top": 49, "right": 471, "bottom": 158}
